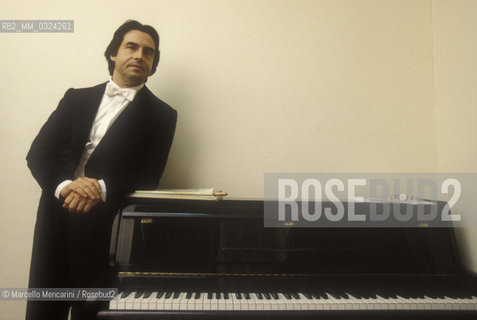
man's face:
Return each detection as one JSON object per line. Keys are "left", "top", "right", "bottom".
{"left": 110, "top": 30, "right": 156, "bottom": 88}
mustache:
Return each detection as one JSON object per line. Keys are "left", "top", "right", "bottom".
{"left": 128, "top": 62, "right": 144, "bottom": 70}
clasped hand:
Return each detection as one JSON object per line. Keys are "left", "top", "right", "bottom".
{"left": 60, "top": 177, "right": 102, "bottom": 213}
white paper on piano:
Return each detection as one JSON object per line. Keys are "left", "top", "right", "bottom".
{"left": 128, "top": 188, "right": 228, "bottom": 201}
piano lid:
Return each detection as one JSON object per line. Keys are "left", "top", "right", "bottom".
{"left": 110, "top": 199, "right": 461, "bottom": 276}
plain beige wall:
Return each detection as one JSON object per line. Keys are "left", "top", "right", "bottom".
{"left": 0, "top": 0, "right": 475, "bottom": 318}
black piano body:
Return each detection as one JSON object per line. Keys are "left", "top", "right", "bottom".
{"left": 97, "top": 198, "right": 477, "bottom": 319}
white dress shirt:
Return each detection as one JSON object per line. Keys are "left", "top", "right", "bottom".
{"left": 55, "top": 79, "right": 144, "bottom": 201}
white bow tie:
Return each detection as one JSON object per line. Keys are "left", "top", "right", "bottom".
{"left": 105, "top": 83, "right": 135, "bottom": 101}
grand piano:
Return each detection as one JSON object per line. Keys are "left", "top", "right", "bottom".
{"left": 97, "top": 198, "right": 477, "bottom": 319}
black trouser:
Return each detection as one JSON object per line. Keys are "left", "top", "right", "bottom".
{"left": 26, "top": 196, "right": 113, "bottom": 320}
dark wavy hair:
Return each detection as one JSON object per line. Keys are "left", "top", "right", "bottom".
{"left": 104, "top": 20, "right": 160, "bottom": 76}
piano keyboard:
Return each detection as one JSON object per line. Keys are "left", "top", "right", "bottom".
{"left": 109, "top": 291, "right": 477, "bottom": 311}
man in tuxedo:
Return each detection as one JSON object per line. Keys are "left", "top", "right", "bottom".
{"left": 26, "top": 20, "right": 177, "bottom": 319}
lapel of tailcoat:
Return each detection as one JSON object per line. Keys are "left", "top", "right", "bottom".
{"left": 72, "top": 82, "right": 107, "bottom": 155}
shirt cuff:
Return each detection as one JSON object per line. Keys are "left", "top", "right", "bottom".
{"left": 98, "top": 179, "right": 107, "bottom": 202}
{"left": 55, "top": 180, "right": 73, "bottom": 199}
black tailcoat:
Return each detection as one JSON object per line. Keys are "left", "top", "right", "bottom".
{"left": 26, "top": 81, "right": 176, "bottom": 292}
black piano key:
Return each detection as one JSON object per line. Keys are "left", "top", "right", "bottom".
{"left": 432, "top": 293, "right": 447, "bottom": 299}
{"left": 164, "top": 292, "right": 173, "bottom": 299}
{"left": 235, "top": 292, "right": 242, "bottom": 300}
{"left": 271, "top": 293, "right": 279, "bottom": 300}
{"left": 406, "top": 292, "right": 425, "bottom": 299}
{"left": 282, "top": 292, "right": 292, "bottom": 300}
{"left": 224, "top": 292, "right": 229, "bottom": 300}
{"left": 172, "top": 292, "right": 180, "bottom": 299}
{"left": 328, "top": 291, "right": 348, "bottom": 299}
{"left": 291, "top": 292, "right": 300, "bottom": 299}
{"left": 302, "top": 292, "right": 312, "bottom": 299}
{"left": 120, "top": 291, "right": 132, "bottom": 299}
{"left": 185, "top": 292, "right": 192, "bottom": 299}
{"left": 244, "top": 292, "right": 251, "bottom": 300}
{"left": 311, "top": 292, "right": 320, "bottom": 299}
{"left": 142, "top": 292, "right": 152, "bottom": 299}
{"left": 256, "top": 292, "right": 263, "bottom": 300}
{"left": 134, "top": 292, "right": 142, "bottom": 298}
{"left": 216, "top": 292, "right": 221, "bottom": 299}
{"left": 156, "top": 292, "right": 165, "bottom": 299}
{"left": 376, "top": 287, "right": 397, "bottom": 299}
{"left": 425, "top": 292, "right": 438, "bottom": 299}
{"left": 347, "top": 289, "right": 362, "bottom": 299}
{"left": 207, "top": 292, "right": 213, "bottom": 299}
{"left": 329, "top": 292, "right": 342, "bottom": 300}
{"left": 194, "top": 292, "right": 201, "bottom": 299}
{"left": 263, "top": 293, "right": 271, "bottom": 300}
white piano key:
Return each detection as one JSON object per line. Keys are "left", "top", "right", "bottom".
{"left": 148, "top": 292, "right": 162, "bottom": 310}
{"left": 296, "top": 293, "right": 311, "bottom": 310}
{"left": 275, "top": 293, "right": 287, "bottom": 311}
{"left": 116, "top": 292, "right": 132, "bottom": 310}
{"left": 429, "top": 296, "right": 451, "bottom": 310}
{"left": 421, "top": 296, "right": 436, "bottom": 310}
{"left": 109, "top": 292, "right": 123, "bottom": 310}
{"left": 238, "top": 293, "right": 249, "bottom": 311}
{"left": 180, "top": 292, "right": 190, "bottom": 310}
{"left": 132, "top": 292, "right": 145, "bottom": 310}
{"left": 251, "top": 293, "right": 264, "bottom": 311}
{"left": 412, "top": 297, "right": 426, "bottom": 310}
{"left": 261, "top": 293, "right": 272, "bottom": 311}
{"left": 375, "top": 295, "right": 391, "bottom": 310}
{"left": 345, "top": 293, "right": 365, "bottom": 310}
{"left": 247, "top": 293, "right": 256, "bottom": 311}
{"left": 335, "top": 294, "right": 353, "bottom": 310}
{"left": 396, "top": 295, "right": 412, "bottom": 310}
{"left": 237, "top": 293, "right": 248, "bottom": 311}
{"left": 210, "top": 293, "right": 219, "bottom": 310}
{"left": 441, "top": 297, "right": 455, "bottom": 310}
{"left": 194, "top": 292, "right": 204, "bottom": 311}
{"left": 285, "top": 293, "right": 301, "bottom": 311}
{"left": 124, "top": 292, "right": 138, "bottom": 310}
{"left": 163, "top": 292, "right": 174, "bottom": 310}
{"left": 171, "top": 292, "right": 186, "bottom": 310}
{"left": 141, "top": 291, "right": 157, "bottom": 310}
{"left": 224, "top": 293, "right": 234, "bottom": 311}
{"left": 456, "top": 297, "right": 473, "bottom": 310}
{"left": 185, "top": 293, "right": 194, "bottom": 311}
{"left": 155, "top": 292, "right": 167, "bottom": 310}
{"left": 202, "top": 293, "right": 211, "bottom": 311}
{"left": 268, "top": 293, "right": 279, "bottom": 311}
{"left": 310, "top": 293, "right": 326, "bottom": 311}
{"left": 325, "top": 293, "right": 341, "bottom": 310}
{"left": 297, "top": 293, "right": 311, "bottom": 310}
{"left": 313, "top": 294, "right": 329, "bottom": 311}
{"left": 217, "top": 293, "right": 227, "bottom": 311}
{"left": 289, "top": 293, "right": 303, "bottom": 311}
{"left": 384, "top": 296, "right": 399, "bottom": 310}
{"left": 471, "top": 296, "right": 477, "bottom": 310}
{"left": 463, "top": 296, "right": 477, "bottom": 310}
{"left": 231, "top": 293, "right": 242, "bottom": 311}
{"left": 407, "top": 296, "right": 421, "bottom": 310}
